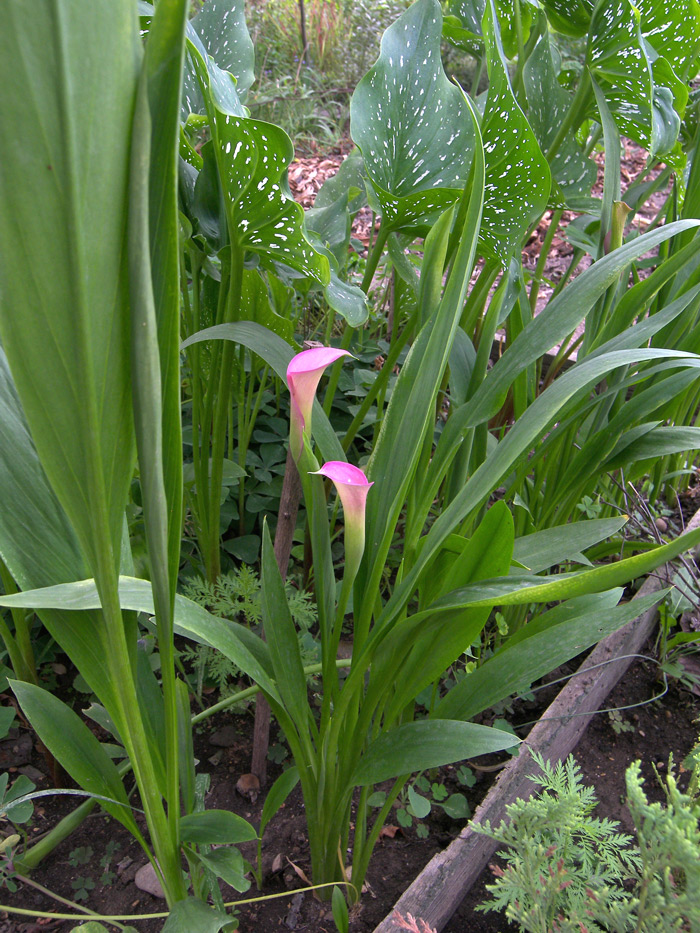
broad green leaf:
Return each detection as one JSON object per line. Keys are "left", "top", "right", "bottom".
{"left": 182, "top": 321, "right": 345, "bottom": 462}
{"left": 587, "top": 0, "right": 687, "bottom": 157}
{"left": 0, "top": 350, "right": 119, "bottom": 712}
{"left": 189, "top": 41, "right": 329, "bottom": 285}
{"left": 523, "top": 32, "right": 597, "bottom": 201}
{"left": 260, "top": 524, "right": 309, "bottom": 729}
{"left": 541, "top": 0, "right": 594, "bottom": 37}
{"left": 512, "top": 517, "right": 628, "bottom": 573}
{"left": 162, "top": 899, "right": 231, "bottom": 933}
{"left": 350, "top": 721, "right": 520, "bottom": 786}
{"left": 196, "top": 847, "right": 251, "bottom": 892}
{"left": 350, "top": 0, "right": 475, "bottom": 232}
{"left": 636, "top": 0, "right": 700, "bottom": 80}
{"left": 260, "top": 766, "right": 300, "bottom": 836}
{"left": 180, "top": 809, "right": 257, "bottom": 845}
{"left": 408, "top": 786, "right": 431, "bottom": 818}
{"left": 241, "top": 268, "right": 294, "bottom": 342}
{"left": 182, "top": 0, "right": 255, "bottom": 118}
{"left": 10, "top": 681, "right": 137, "bottom": 834}
{"left": 0, "top": 0, "right": 138, "bottom": 571}
{"left": 480, "top": 1, "right": 551, "bottom": 259}
{"left": 435, "top": 591, "right": 662, "bottom": 720}
{"left": 314, "top": 149, "right": 367, "bottom": 212}
{"left": 71, "top": 925, "right": 138, "bottom": 933}
{"left": 444, "top": 0, "right": 535, "bottom": 61}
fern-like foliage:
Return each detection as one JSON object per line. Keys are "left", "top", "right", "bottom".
{"left": 180, "top": 567, "right": 318, "bottom": 699}
{"left": 473, "top": 748, "right": 700, "bottom": 933}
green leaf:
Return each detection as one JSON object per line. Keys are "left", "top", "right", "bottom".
{"left": 70, "top": 925, "right": 138, "bottom": 933}
{"left": 179, "top": 809, "right": 257, "bottom": 845}
{"left": 512, "top": 517, "right": 628, "bottom": 573}
{"left": 260, "top": 766, "right": 300, "bottom": 837}
{"left": 162, "top": 899, "right": 231, "bottom": 933}
{"left": 480, "top": 0, "right": 551, "bottom": 260}
{"left": 351, "top": 721, "right": 520, "bottom": 785}
{"left": 182, "top": 0, "right": 255, "bottom": 118}
{"left": 332, "top": 885, "right": 349, "bottom": 933}
{"left": 636, "top": 0, "right": 700, "bottom": 80}
{"left": 0, "top": 349, "right": 119, "bottom": 709}
{"left": 541, "top": 0, "right": 593, "bottom": 38}
{"left": 188, "top": 39, "right": 328, "bottom": 285}
{"left": 350, "top": 0, "right": 474, "bottom": 232}
{"left": 523, "top": 32, "right": 597, "bottom": 201}
{"left": 0, "top": 0, "right": 138, "bottom": 570}
{"left": 1, "top": 774, "right": 35, "bottom": 823}
{"left": 439, "top": 793, "right": 470, "bottom": 819}
{"left": 587, "top": 0, "right": 686, "bottom": 157}
{"left": 260, "top": 524, "right": 309, "bottom": 729}
{"left": 444, "top": 0, "right": 535, "bottom": 59}
{"left": 408, "top": 785, "right": 431, "bottom": 818}
{"left": 196, "top": 847, "right": 251, "bottom": 892}
{"left": 604, "top": 426, "right": 700, "bottom": 470}
{"left": 9, "top": 681, "right": 137, "bottom": 834}
{"left": 435, "top": 591, "right": 663, "bottom": 720}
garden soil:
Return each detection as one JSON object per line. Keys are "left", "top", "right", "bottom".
{"left": 1, "top": 652, "right": 698, "bottom": 933}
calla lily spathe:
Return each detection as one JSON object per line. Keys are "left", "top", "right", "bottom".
{"left": 310, "top": 461, "right": 373, "bottom": 581}
{"left": 287, "top": 347, "right": 351, "bottom": 460}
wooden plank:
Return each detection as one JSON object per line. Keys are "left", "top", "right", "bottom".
{"left": 373, "top": 510, "right": 700, "bottom": 932}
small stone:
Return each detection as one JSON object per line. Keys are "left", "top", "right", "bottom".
{"left": 209, "top": 725, "right": 238, "bottom": 747}
{"left": 134, "top": 862, "right": 165, "bottom": 899}
{"left": 654, "top": 516, "right": 668, "bottom": 533}
{"left": 236, "top": 772, "right": 260, "bottom": 803}
{"left": 18, "top": 765, "right": 44, "bottom": 784}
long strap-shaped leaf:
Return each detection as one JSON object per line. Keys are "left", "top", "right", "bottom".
{"left": 0, "top": 0, "right": 138, "bottom": 573}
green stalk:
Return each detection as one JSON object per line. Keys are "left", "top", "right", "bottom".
{"left": 0, "top": 560, "right": 37, "bottom": 685}
{"left": 206, "top": 247, "right": 244, "bottom": 580}
{"left": 529, "top": 209, "right": 563, "bottom": 312}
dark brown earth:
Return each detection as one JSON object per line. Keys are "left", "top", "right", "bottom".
{"left": 1, "top": 647, "right": 697, "bottom": 933}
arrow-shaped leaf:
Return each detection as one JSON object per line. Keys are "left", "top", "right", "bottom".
{"left": 480, "top": 0, "right": 551, "bottom": 259}
{"left": 350, "top": 0, "right": 475, "bottom": 232}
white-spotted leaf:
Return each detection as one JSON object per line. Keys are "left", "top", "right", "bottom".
{"left": 523, "top": 32, "right": 597, "bottom": 202}
{"left": 587, "top": 0, "right": 687, "bottom": 157}
{"left": 182, "top": 0, "right": 254, "bottom": 119}
{"left": 188, "top": 41, "right": 329, "bottom": 284}
{"left": 444, "top": 0, "right": 535, "bottom": 59}
{"left": 480, "top": 0, "right": 551, "bottom": 260}
{"left": 350, "top": 0, "right": 475, "bottom": 232}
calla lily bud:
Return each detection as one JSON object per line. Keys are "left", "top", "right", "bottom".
{"left": 287, "top": 347, "right": 350, "bottom": 460}
{"left": 310, "top": 461, "right": 373, "bottom": 580}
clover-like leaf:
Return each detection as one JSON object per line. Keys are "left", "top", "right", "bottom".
{"left": 587, "top": 0, "right": 687, "bottom": 157}
{"left": 480, "top": 0, "right": 551, "bottom": 260}
{"left": 182, "top": 0, "right": 254, "bottom": 119}
{"left": 189, "top": 43, "right": 329, "bottom": 285}
{"left": 523, "top": 32, "right": 597, "bottom": 202}
{"left": 350, "top": 0, "right": 474, "bottom": 233}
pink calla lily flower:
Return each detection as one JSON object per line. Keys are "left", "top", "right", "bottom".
{"left": 287, "top": 347, "right": 351, "bottom": 460}
{"left": 310, "top": 461, "right": 373, "bottom": 578}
